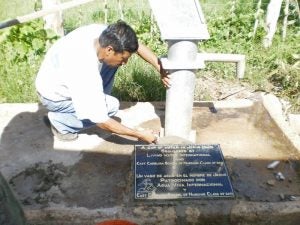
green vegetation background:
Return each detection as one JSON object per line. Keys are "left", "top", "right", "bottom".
{"left": 0, "top": 0, "right": 299, "bottom": 112}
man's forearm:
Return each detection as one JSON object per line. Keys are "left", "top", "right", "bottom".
{"left": 97, "top": 118, "right": 156, "bottom": 143}
{"left": 97, "top": 118, "right": 140, "bottom": 138}
{"left": 137, "top": 43, "right": 171, "bottom": 88}
{"left": 137, "top": 43, "right": 160, "bottom": 71}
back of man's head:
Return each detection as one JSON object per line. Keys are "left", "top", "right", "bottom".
{"left": 99, "top": 20, "right": 138, "bottom": 53}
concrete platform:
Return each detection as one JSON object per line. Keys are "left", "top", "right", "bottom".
{"left": 0, "top": 93, "right": 300, "bottom": 225}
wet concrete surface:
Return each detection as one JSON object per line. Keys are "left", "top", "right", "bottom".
{"left": 193, "top": 101, "right": 300, "bottom": 202}
{"left": 0, "top": 95, "right": 300, "bottom": 224}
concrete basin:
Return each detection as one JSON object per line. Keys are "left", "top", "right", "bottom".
{"left": 0, "top": 93, "right": 299, "bottom": 225}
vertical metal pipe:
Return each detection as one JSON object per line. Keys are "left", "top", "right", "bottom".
{"left": 164, "top": 41, "right": 197, "bottom": 140}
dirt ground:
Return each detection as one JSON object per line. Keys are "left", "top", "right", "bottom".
{"left": 194, "top": 74, "right": 255, "bottom": 102}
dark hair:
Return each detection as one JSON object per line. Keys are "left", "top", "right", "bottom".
{"left": 99, "top": 20, "right": 138, "bottom": 53}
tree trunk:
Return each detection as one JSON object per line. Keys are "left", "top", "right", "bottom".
{"left": 282, "top": 0, "right": 290, "bottom": 40}
{"left": 104, "top": 0, "right": 108, "bottom": 24}
{"left": 253, "top": 0, "right": 262, "bottom": 37}
{"left": 263, "top": 0, "right": 283, "bottom": 48}
{"left": 118, "top": 0, "right": 124, "bottom": 20}
{"left": 42, "top": 0, "right": 64, "bottom": 36}
{"left": 229, "top": 0, "right": 237, "bottom": 16}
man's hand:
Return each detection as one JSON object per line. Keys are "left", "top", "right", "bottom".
{"left": 159, "top": 65, "right": 171, "bottom": 88}
{"left": 136, "top": 129, "right": 158, "bottom": 144}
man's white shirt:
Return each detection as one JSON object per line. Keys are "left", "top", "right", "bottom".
{"left": 36, "top": 24, "right": 111, "bottom": 123}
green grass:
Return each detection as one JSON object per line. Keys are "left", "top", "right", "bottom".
{"left": 0, "top": 0, "right": 36, "bottom": 21}
{"left": 113, "top": 55, "right": 165, "bottom": 101}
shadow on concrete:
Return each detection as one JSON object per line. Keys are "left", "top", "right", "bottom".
{"left": 0, "top": 103, "right": 139, "bottom": 210}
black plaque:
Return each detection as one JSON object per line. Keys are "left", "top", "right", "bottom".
{"left": 134, "top": 144, "right": 234, "bottom": 199}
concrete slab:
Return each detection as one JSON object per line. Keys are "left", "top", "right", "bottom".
{"left": 289, "top": 114, "right": 300, "bottom": 135}
{"left": 0, "top": 94, "right": 300, "bottom": 225}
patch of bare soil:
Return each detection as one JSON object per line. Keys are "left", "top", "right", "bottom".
{"left": 194, "top": 75, "right": 255, "bottom": 101}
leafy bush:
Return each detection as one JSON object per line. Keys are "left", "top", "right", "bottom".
{"left": 198, "top": 1, "right": 300, "bottom": 113}
{"left": 0, "top": 20, "right": 58, "bottom": 102}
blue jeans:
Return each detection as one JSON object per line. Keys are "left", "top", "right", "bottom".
{"left": 39, "top": 95, "right": 119, "bottom": 134}
{"left": 39, "top": 63, "right": 119, "bottom": 134}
